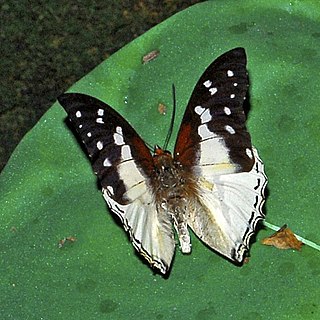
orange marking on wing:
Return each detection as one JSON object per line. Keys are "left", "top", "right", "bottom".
{"left": 174, "top": 123, "right": 197, "bottom": 166}
{"left": 131, "top": 136, "right": 154, "bottom": 173}
{"left": 175, "top": 123, "right": 192, "bottom": 155}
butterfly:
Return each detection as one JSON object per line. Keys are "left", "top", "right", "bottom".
{"left": 58, "top": 48, "right": 267, "bottom": 274}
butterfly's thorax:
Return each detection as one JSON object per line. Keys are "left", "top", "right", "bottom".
{"left": 152, "top": 147, "right": 196, "bottom": 253}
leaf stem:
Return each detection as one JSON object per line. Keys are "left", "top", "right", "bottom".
{"left": 263, "top": 221, "right": 320, "bottom": 252}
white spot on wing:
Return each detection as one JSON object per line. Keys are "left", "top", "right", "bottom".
{"left": 198, "top": 135, "right": 230, "bottom": 166}
{"left": 103, "top": 158, "right": 112, "bottom": 167}
{"left": 87, "top": 132, "right": 92, "bottom": 137}
{"left": 98, "top": 109, "right": 104, "bottom": 116}
{"left": 97, "top": 141, "right": 103, "bottom": 150}
{"left": 200, "top": 109, "right": 212, "bottom": 124}
{"left": 209, "top": 87, "right": 218, "bottom": 95}
{"left": 114, "top": 126, "right": 124, "bottom": 145}
{"left": 121, "top": 145, "right": 132, "bottom": 161}
{"left": 79, "top": 124, "right": 83, "bottom": 128}
{"left": 116, "top": 160, "right": 146, "bottom": 200}
{"left": 203, "top": 80, "right": 212, "bottom": 88}
{"left": 230, "top": 94, "right": 235, "bottom": 99}
{"left": 106, "top": 185, "right": 114, "bottom": 196}
{"left": 227, "top": 70, "right": 234, "bottom": 77}
{"left": 116, "top": 126, "right": 123, "bottom": 135}
{"left": 225, "top": 125, "right": 235, "bottom": 134}
{"left": 194, "top": 105, "right": 205, "bottom": 115}
{"left": 96, "top": 118, "right": 104, "bottom": 124}
{"left": 224, "top": 107, "right": 231, "bottom": 115}
{"left": 246, "top": 148, "right": 253, "bottom": 159}
{"left": 198, "top": 124, "right": 215, "bottom": 139}
{"left": 76, "top": 111, "right": 81, "bottom": 118}
{"left": 233, "top": 82, "right": 238, "bottom": 86}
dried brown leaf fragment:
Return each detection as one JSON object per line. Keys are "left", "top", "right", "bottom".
{"left": 58, "top": 236, "right": 77, "bottom": 248}
{"left": 262, "top": 224, "right": 303, "bottom": 250}
{"left": 142, "top": 50, "right": 160, "bottom": 64}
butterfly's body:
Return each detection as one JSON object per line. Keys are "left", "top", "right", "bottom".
{"left": 153, "top": 147, "right": 194, "bottom": 254}
{"left": 58, "top": 48, "right": 267, "bottom": 274}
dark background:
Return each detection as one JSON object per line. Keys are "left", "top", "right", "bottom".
{"left": 0, "top": 0, "right": 201, "bottom": 172}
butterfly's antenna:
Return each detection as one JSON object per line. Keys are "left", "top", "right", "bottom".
{"left": 163, "top": 84, "right": 176, "bottom": 150}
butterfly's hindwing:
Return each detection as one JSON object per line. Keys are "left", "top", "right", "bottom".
{"left": 187, "top": 148, "right": 267, "bottom": 263}
{"left": 102, "top": 189, "right": 175, "bottom": 274}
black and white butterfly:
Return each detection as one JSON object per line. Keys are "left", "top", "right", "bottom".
{"left": 58, "top": 48, "right": 267, "bottom": 274}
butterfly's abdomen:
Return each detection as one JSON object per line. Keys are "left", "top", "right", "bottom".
{"left": 153, "top": 151, "right": 197, "bottom": 254}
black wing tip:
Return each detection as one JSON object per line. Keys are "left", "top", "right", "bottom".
{"left": 210, "top": 47, "right": 247, "bottom": 72}
{"left": 223, "top": 47, "right": 247, "bottom": 62}
{"left": 57, "top": 92, "right": 80, "bottom": 113}
{"left": 228, "top": 47, "right": 246, "bottom": 55}
{"left": 231, "top": 46, "right": 245, "bottom": 52}
{"left": 57, "top": 92, "right": 77, "bottom": 104}
{"left": 57, "top": 92, "right": 106, "bottom": 114}
{"left": 58, "top": 92, "right": 93, "bottom": 106}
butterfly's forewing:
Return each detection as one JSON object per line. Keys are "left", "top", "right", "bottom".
{"left": 58, "top": 93, "right": 175, "bottom": 273}
{"left": 174, "top": 48, "right": 267, "bottom": 263}
{"left": 175, "top": 48, "right": 253, "bottom": 175}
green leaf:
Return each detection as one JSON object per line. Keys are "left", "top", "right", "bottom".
{"left": 1, "top": 1, "right": 320, "bottom": 319}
